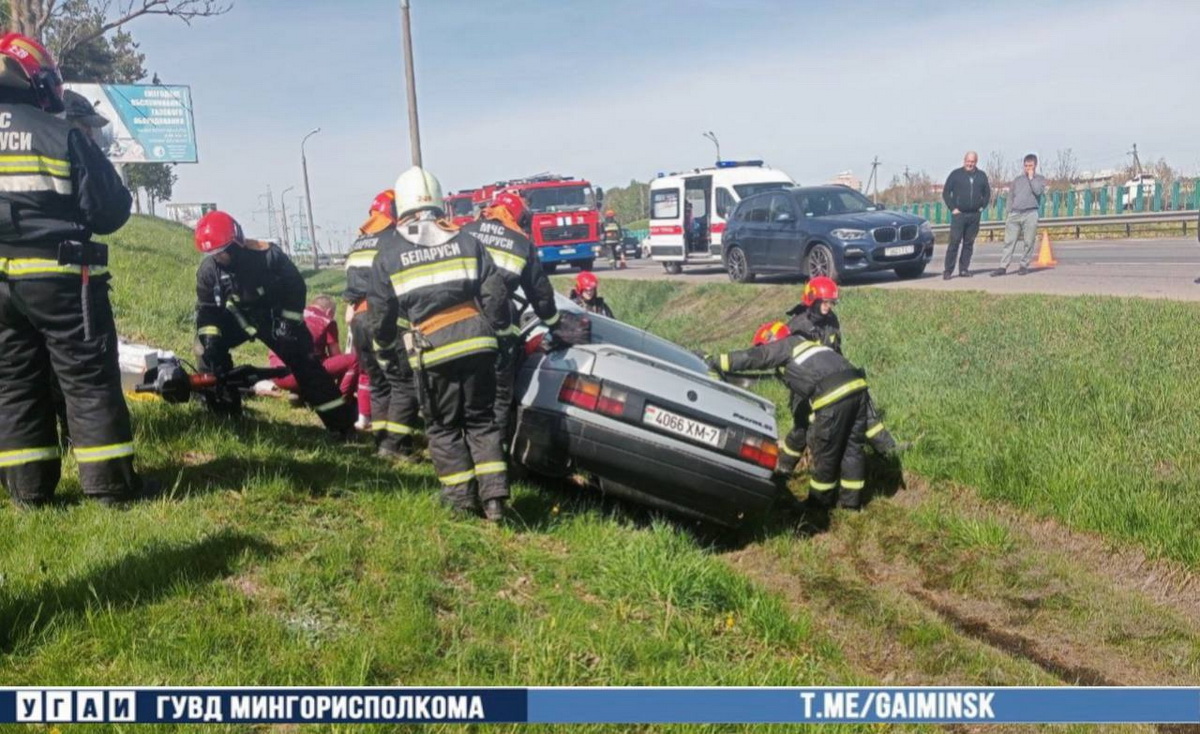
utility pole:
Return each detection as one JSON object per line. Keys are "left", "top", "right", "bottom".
{"left": 702, "top": 131, "right": 721, "bottom": 164}
{"left": 400, "top": 0, "right": 423, "bottom": 167}
{"left": 301, "top": 128, "right": 321, "bottom": 270}
{"left": 865, "top": 156, "right": 882, "bottom": 203}
{"left": 903, "top": 166, "right": 911, "bottom": 208}
{"left": 1127, "top": 143, "right": 1143, "bottom": 178}
{"left": 279, "top": 185, "right": 295, "bottom": 254}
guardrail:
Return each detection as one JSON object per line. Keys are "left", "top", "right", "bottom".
{"left": 930, "top": 210, "right": 1199, "bottom": 241}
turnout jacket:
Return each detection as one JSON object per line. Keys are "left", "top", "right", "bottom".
{"left": 343, "top": 231, "right": 385, "bottom": 304}
{"left": 601, "top": 219, "right": 622, "bottom": 246}
{"left": 0, "top": 101, "right": 132, "bottom": 263}
{"left": 786, "top": 310, "right": 842, "bottom": 353}
{"left": 366, "top": 223, "right": 510, "bottom": 369}
{"left": 719, "top": 334, "right": 867, "bottom": 413}
{"left": 196, "top": 241, "right": 307, "bottom": 339}
{"left": 458, "top": 217, "right": 559, "bottom": 327}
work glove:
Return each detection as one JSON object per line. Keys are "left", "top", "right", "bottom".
{"left": 704, "top": 354, "right": 724, "bottom": 376}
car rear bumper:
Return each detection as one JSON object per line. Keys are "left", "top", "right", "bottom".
{"left": 512, "top": 406, "right": 781, "bottom": 528}
{"left": 840, "top": 235, "right": 935, "bottom": 272}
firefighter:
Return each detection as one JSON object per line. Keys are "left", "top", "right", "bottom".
{"left": 458, "top": 191, "right": 561, "bottom": 442}
{"left": 601, "top": 209, "right": 625, "bottom": 269}
{"left": 193, "top": 210, "right": 357, "bottom": 436}
{"left": 345, "top": 189, "right": 422, "bottom": 460}
{"left": 707, "top": 333, "right": 870, "bottom": 510}
{"left": 568, "top": 271, "right": 614, "bottom": 318}
{"left": 366, "top": 167, "right": 512, "bottom": 521}
{"left": 0, "top": 33, "right": 154, "bottom": 506}
{"left": 783, "top": 276, "right": 908, "bottom": 456}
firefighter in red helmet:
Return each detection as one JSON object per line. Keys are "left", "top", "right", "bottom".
{"left": 458, "top": 190, "right": 563, "bottom": 441}
{"left": 193, "top": 210, "right": 356, "bottom": 436}
{"left": 569, "top": 271, "right": 614, "bottom": 318}
{"left": 0, "top": 33, "right": 157, "bottom": 507}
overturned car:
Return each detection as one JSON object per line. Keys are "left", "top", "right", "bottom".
{"left": 511, "top": 295, "right": 785, "bottom": 528}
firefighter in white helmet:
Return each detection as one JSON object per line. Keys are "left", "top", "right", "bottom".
{"left": 366, "top": 167, "right": 513, "bottom": 521}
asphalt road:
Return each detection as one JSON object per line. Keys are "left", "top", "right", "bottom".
{"left": 590, "top": 238, "right": 1200, "bottom": 301}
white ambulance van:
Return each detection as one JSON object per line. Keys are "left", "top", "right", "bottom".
{"left": 648, "top": 161, "right": 794, "bottom": 274}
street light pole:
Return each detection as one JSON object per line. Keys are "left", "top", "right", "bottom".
{"left": 301, "top": 128, "right": 321, "bottom": 269}
{"left": 703, "top": 131, "right": 721, "bottom": 164}
{"left": 400, "top": 0, "right": 423, "bottom": 167}
{"left": 279, "top": 185, "right": 295, "bottom": 253}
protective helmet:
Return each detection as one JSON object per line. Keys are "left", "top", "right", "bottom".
{"left": 801, "top": 276, "right": 839, "bottom": 307}
{"left": 575, "top": 271, "right": 598, "bottom": 293}
{"left": 393, "top": 166, "right": 444, "bottom": 220}
{"left": 194, "top": 210, "right": 244, "bottom": 256}
{"left": 492, "top": 191, "right": 528, "bottom": 225}
{"left": 605, "top": 209, "right": 615, "bottom": 218}
{"left": 752, "top": 321, "right": 791, "bottom": 346}
{"left": 0, "top": 33, "right": 64, "bottom": 113}
{"left": 360, "top": 189, "right": 396, "bottom": 235}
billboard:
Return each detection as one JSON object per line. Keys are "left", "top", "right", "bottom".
{"left": 164, "top": 202, "right": 217, "bottom": 229}
{"left": 62, "top": 83, "right": 198, "bottom": 163}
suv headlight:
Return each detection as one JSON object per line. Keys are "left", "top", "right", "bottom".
{"left": 919, "top": 221, "right": 933, "bottom": 236}
{"left": 831, "top": 228, "right": 868, "bottom": 241}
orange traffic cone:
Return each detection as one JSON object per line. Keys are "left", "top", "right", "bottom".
{"left": 1035, "top": 231, "right": 1057, "bottom": 267}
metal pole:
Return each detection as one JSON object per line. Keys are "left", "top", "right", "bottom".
{"left": 280, "top": 185, "right": 295, "bottom": 254}
{"left": 301, "top": 128, "right": 321, "bottom": 269}
{"left": 400, "top": 0, "right": 423, "bottom": 167}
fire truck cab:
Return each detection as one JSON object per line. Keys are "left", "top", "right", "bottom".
{"left": 648, "top": 160, "right": 794, "bottom": 274}
{"left": 444, "top": 190, "right": 478, "bottom": 228}
{"left": 487, "top": 175, "right": 604, "bottom": 273}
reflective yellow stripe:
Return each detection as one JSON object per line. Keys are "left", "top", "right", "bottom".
{"left": 841, "top": 479, "right": 865, "bottom": 490}
{"left": 809, "top": 478, "right": 837, "bottom": 491}
{"left": 198, "top": 326, "right": 221, "bottom": 337}
{"left": 396, "top": 317, "right": 412, "bottom": 329}
{"left": 811, "top": 378, "right": 868, "bottom": 411}
{"left": 791, "top": 340, "right": 821, "bottom": 359}
{"left": 0, "top": 258, "right": 109, "bottom": 278}
{"left": 496, "top": 324, "right": 520, "bottom": 337}
{"left": 75, "top": 442, "right": 134, "bottom": 464}
{"left": 0, "top": 154, "right": 70, "bottom": 176}
{"left": 475, "top": 461, "right": 506, "bottom": 476}
{"left": 390, "top": 257, "right": 476, "bottom": 288}
{"left": 866, "top": 423, "right": 884, "bottom": 439}
{"left": 383, "top": 422, "right": 418, "bottom": 435}
{"left": 488, "top": 248, "right": 527, "bottom": 274}
{"left": 439, "top": 469, "right": 475, "bottom": 486}
{"left": 0, "top": 445, "right": 60, "bottom": 467}
{"left": 226, "top": 302, "right": 258, "bottom": 337}
{"left": 719, "top": 354, "right": 730, "bottom": 372}
{"left": 780, "top": 440, "right": 804, "bottom": 458}
{"left": 280, "top": 310, "right": 304, "bottom": 321}
{"left": 345, "top": 250, "right": 377, "bottom": 268}
{"left": 409, "top": 336, "right": 498, "bottom": 369}
{"left": 542, "top": 312, "right": 561, "bottom": 327}
{"left": 314, "top": 398, "right": 345, "bottom": 413}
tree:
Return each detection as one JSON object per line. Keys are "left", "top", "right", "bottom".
{"left": 1048, "top": 148, "right": 1079, "bottom": 192}
{"left": 985, "top": 150, "right": 1016, "bottom": 188}
{"left": 125, "top": 160, "right": 175, "bottom": 214}
{"left": 876, "top": 169, "right": 934, "bottom": 208}
{"left": 7, "top": 0, "right": 230, "bottom": 56}
{"left": 597, "top": 179, "right": 650, "bottom": 227}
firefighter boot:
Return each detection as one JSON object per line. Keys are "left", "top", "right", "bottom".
{"left": 484, "top": 498, "right": 507, "bottom": 523}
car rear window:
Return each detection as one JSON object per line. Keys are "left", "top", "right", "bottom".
{"left": 733, "top": 182, "right": 789, "bottom": 198}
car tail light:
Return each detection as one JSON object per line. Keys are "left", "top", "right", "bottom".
{"left": 597, "top": 384, "right": 628, "bottom": 417}
{"left": 739, "top": 436, "right": 778, "bottom": 470}
{"left": 524, "top": 332, "right": 545, "bottom": 356}
{"left": 558, "top": 374, "right": 601, "bottom": 411}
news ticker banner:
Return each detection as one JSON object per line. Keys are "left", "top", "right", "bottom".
{"left": 4, "top": 687, "right": 1200, "bottom": 725}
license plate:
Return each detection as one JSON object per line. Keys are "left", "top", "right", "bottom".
{"left": 643, "top": 404, "right": 723, "bottom": 448}
{"left": 885, "top": 245, "right": 916, "bottom": 256}
{"left": 559, "top": 247, "right": 575, "bottom": 255}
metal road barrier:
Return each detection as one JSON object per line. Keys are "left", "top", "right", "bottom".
{"left": 931, "top": 210, "right": 1199, "bottom": 241}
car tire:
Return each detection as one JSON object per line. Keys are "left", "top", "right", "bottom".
{"left": 662, "top": 262, "right": 682, "bottom": 275}
{"left": 804, "top": 242, "right": 840, "bottom": 283}
{"left": 725, "top": 246, "right": 755, "bottom": 283}
{"left": 894, "top": 261, "right": 927, "bottom": 279}
{"left": 543, "top": 263, "right": 559, "bottom": 275}
{"left": 579, "top": 259, "right": 594, "bottom": 272}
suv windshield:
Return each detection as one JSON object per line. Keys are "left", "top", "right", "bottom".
{"left": 447, "top": 197, "right": 474, "bottom": 217}
{"left": 524, "top": 185, "right": 594, "bottom": 213}
{"left": 796, "top": 188, "right": 881, "bottom": 217}
{"left": 732, "top": 182, "right": 790, "bottom": 198}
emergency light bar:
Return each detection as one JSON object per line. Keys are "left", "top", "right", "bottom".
{"left": 716, "top": 160, "right": 764, "bottom": 168}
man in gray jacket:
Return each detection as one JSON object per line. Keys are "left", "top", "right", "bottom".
{"left": 993, "top": 153, "right": 1047, "bottom": 276}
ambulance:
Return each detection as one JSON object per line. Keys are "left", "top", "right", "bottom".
{"left": 648, "top": 160, "right": 794, "bottom": 273}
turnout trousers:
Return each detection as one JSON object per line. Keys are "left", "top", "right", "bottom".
{"left": 419, "top": 352, "right": 507, "bottom": 512}
{"left": 350, "top": 313, "right": 420, "bottom": 454}
{"left": 778, "top": 390, "right": 895, "bottom": 474}
{"left": 0, "top": 275, "right": 141, "bottom": 504}
{"left": 806, "top": 391, "right": 868, "bottom": 509}
{"left": 198, "top": 307, "right": 355, "bottom": 431}
{"left": 492, "top": 335, "right": 522, "bottom": 453}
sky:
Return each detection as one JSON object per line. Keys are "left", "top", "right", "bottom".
{"left": 125, "top": 0, "right": 1200, "bottom": 249}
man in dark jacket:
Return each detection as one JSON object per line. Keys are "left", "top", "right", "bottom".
{"left": 941, "top": 151, "right": 990, "bottom": 280}
{"left": 193, "top": 210, "right": 356, "bottom": 435}
{"left": 0, "top": 33, "right": 154, "bottom": 507}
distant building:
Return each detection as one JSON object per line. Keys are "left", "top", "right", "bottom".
{"left": 828, "top": 170, "right": 861, "bottom": 191}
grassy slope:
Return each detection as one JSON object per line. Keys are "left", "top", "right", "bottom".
{"left": 1, "top": 216, "right": 1197, "bottom": 730}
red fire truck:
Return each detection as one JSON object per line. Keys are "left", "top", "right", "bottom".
{"left": 476, "top": 175, "right": 603, "bottom": 273}
{"left": 444, "top": 189, "right": 478, "bottom": 228}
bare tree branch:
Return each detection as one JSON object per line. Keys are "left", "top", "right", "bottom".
{"left": 56, "top": 0, "right": 231, "bottom": 57}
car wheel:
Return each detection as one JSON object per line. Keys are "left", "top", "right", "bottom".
{"left": 543, "top": 263, "right": 559, "bottom": 275}
{"left": 579, "top": 259, "right": 594, "bottom": 271}
{"left": 662, "top": 262, "right": 682, "bottom": 275}
{"left": 725, "top": 246, "right": 755, "bottom": 283}
{"left": 805, "top": 243, "right": 840, "bottom": 283}
{"left": 894, "top": 261, "right": 927, "bottom": 279}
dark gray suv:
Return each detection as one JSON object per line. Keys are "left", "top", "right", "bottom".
{"left": 720, "top": 185, "right": 935, "bottom": 283}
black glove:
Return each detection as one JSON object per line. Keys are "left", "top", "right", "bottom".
{"left": 272, "top": 314, "right": 306, "bottom": 348}
{"left": 704, "top": 354, "right": 723, "bottom": 374}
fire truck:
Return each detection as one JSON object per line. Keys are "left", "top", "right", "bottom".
{"left": 476, "top": 175, "right": 603, "bottom": 273}
{"left": 444, "top": 189, "right": 478, "bottom": 227}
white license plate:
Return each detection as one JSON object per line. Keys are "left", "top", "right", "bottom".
{"left": 559, "top": 247, "right": 575, "bottom": 254}
{"left": 643, "top": 404, "right": 723, "bottom": 448}
{"left": 885, "top": 245, "right": 916, "bottom": 256}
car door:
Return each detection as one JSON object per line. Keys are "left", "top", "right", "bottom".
{"left": 761, "top": 193, "right": 801, "bottom": 270}
{"left": 735, "top": 195, "right": 773, "bottom": 268}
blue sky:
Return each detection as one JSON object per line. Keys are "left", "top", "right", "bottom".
{"left": 129, "top": 0, "right": 1200, "bottom": 248}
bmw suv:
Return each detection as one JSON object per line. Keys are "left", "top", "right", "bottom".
{"left": 720, "top": 185, "right": 934, "bottom": 283}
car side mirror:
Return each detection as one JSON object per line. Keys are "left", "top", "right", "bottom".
{"left": 595, "top": 187, "right": 605, "bottom": 205}
{"left": 775, "top": 212, "right": 796, "bottom": 223}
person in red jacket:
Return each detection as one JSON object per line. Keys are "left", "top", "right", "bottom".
{"left": 269, "top": 294, "right": 358, "bottom": 398}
